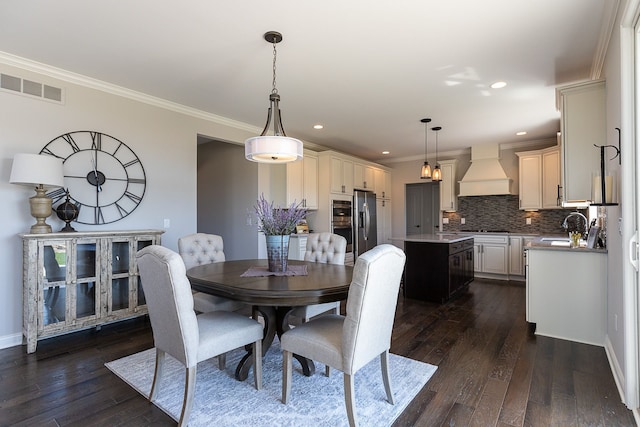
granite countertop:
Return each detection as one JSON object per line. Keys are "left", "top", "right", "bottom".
{"left": 390, "top": 234, "right": 474, "bottom": 243}
{"left": 525, "top": 235, "right": 608, "bottom": 253}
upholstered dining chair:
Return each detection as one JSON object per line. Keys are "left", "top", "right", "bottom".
{"left": 281, "top": 244, "right": 406, "bottom": 427}
{"left": 178, "top": 233, "right": 244, "bottom": 314}
{"left": 288, "top": 232, "right": 347, "bottom": 322}
{"left": 136, "top": 245, "right": 263, "bottom": 427}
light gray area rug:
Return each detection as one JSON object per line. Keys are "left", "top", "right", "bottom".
{"left": 105, "top": 339, "right": 437, "bottom": 426}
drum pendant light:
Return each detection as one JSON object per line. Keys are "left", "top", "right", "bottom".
{"left": 431, "top": 126, "right": 443, "bottom": 182}
{"left": 245, "top": 31, "right": 303, "bottom": 163}
{"left": 420, "top": 118, "right": 432, "bottom": 179}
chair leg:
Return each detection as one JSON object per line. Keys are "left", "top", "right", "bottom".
{"left": 380, "top": 350, "right": 395, "bottom": 405}
{"left": 253, "top": 339, "right": 263, "bottom": 390}
{"left": 282, "top": 350, "right": 292, "bottom": 404}
{"left": 149, "top": 349, "right": 166, "bottom": 402}
{"left": 178, "top": 366, "right": 197, "bottom": 427}
{"left": 344, "top": 373, "right": 358, "bottom": 427}
{"left": 218, "top": 353, "right": 226, "bottom": 370}
{"left": 325, "top": 365, "right": 331, "bottom": 377}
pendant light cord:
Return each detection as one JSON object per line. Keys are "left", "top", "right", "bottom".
{"left": 271, "top": 40, "right": 278, "bottom": 95}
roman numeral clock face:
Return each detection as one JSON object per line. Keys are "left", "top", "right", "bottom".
{"left": 40, "top": 131, "right": 146, "bottom": 225}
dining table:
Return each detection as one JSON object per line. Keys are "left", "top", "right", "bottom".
{"left": 186, "top": 259, "right": 353, "bottom": 381}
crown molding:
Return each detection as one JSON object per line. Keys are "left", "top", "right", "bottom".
{"left": 0, "top": 51, "right": 258, "bottom": 134}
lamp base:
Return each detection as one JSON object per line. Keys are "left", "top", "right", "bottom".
{"left": 29, "top": 186, "right": 53, "bottom": 234}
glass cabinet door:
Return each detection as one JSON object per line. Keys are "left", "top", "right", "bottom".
{"left": 110, "top": 240, "right": 131, "bottom": 312}
{"left": 74, "top": 241, "right": 98, "bottom": 320}
{"left": 135, "top": 239, "right": 154, "bottom": 306}
{"left": 42, "top": 243, "right": 67, "bottom": 326}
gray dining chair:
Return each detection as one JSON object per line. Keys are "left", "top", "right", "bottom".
{"left": 281, "top": 244, "right": 406, "bottom": 427}
{"left": 288, "top": 232, "right": 347, "bottom": 322}
{"left": 178, "top": 233, "right": 244, "bottom": 313}
{"left": 136, "top": 245, "right": 263, "bottom": 427}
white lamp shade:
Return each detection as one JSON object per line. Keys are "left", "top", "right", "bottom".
{"left": 10, "top": 153, "right": 64, "bottom": 188}
{"left": 245, "top": 136, "right": 303, "bottom": 163}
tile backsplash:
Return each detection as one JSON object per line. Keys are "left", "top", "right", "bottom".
{"left": 442, "top": 195, "right": 585, "bottom": 235}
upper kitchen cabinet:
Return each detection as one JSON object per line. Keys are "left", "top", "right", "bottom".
{"left": 516, "top": 151, "right": 542, "bottom": 209}
{"left": 557, "top": 80, "right": 605, "bottom": 204}
{"left": 517, "top": 145, "right": 562, "bottom": 210}
{"left": 374, "top": 168, "right": 392, "bottom": 200}
{"left": 320, "top": 153, "right": 354, "bottom": 195}
{"left": 439, "top": 159, "right": 457, "bottom": 212}
{"left": 286, "top": 151, "right": 318, "bottom": 209}
{"left": 354, "top": 162, "right": 375, "bottom": 191}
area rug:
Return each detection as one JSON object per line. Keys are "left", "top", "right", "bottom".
{"left": 105, "top": 338, "right": 437, "bottom": 426}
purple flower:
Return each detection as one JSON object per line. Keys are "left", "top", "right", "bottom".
{"left": 254, "top": 194, "right": 307, "bottom": 235}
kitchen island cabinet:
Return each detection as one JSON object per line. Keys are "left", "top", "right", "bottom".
{"left": 526, "top": 240, "right": 607, "bottom": 346}
{"left": 394, "top": 234, "right": 474, "bottom": 303}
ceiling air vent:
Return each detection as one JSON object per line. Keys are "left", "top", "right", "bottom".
{"left": 0, "top": 73, "right": 63, "bottom": 103}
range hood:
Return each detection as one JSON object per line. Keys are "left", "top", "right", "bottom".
{"left": 458, "top": 144, "right": 512, "bottom": 196}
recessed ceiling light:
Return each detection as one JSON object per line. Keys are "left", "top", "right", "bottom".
{"left": 491, "top": 81, "right": 507, "bottom": 89}
{"left": 313, "top": 124, "right": 323, "bottom": 130}
{"left": 516, "top": 131, "right": 527, "bottom": 136}
{"left": 382, "top": 151, "right": 390, "bottom": 155}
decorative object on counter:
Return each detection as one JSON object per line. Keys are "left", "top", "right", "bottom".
{"left": 420, "top": 118, "right": 432, "bottom": 179}
{"left": 10, "top": 153, "right": 64, "bottom": 233}
{"left": 55, "top": 189, "right": 80, "bottom": 232}
{"left": 254, "top": 194, "right": 307, "bottom": 272}
{"left": 569, "top": 231, "right": 582, "bottom": 248}
{"left": 245, "top": 31, "right": 303, "bottom": 164}
{"left": 431, "top": 126, "right": 443, "bottom": 182}
{"left": 591, "top": 141, "right": 620, "bottom": 206}
{"left": 586, "top": 226, "right": 600, "bottom": 249}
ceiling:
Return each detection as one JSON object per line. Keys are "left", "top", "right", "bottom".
{"left": 0, "top": 0, "right": 613, "bottom": 163}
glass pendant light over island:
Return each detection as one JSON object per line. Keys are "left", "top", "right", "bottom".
{"left": 420, "top": 118, "right": 432, "bottom": 179}
{"left": 244, "top": 31, "right": 303, "bottom": 164}
{"left": 431, "top": 126, "right": 442, "bottom": 182}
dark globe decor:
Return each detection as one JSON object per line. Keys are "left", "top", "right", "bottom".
{"left": 55, "top": 189, "right": 79, "bottom": 232}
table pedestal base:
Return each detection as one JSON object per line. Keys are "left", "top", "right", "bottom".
{"left": 235, "top": 306, "right": 315, "bottom": 381}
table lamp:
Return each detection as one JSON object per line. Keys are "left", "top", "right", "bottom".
{"left": 10, "top": 153, "right": 64, "bottom": 233}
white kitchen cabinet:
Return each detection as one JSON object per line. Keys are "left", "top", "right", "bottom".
{"left": 354, "top": 162, "right": 375, "bottom": 191}
{"left": 508, "top": 236, "right": 524, "bottom": 276}
{"left": 473, "top": 234, "right": 509, "bottom": 277}
{"left": 526, "top": 247, "right": 606, "bottom": 345}
{"left": 328, "top": 155, "right": 354, "bottom": 195}
{"left": 517, "top": 146, "right": 561, "bottom": 210}
{"left": 439, "top": 159, "right": 457, "bottom": 212}
{"left": 542, "top": 146, "right": 561, "bottom": 208}
{"left": 557, "top": 80, "right": 605, "bottom": 204}
{"left": 287, "top": 152, "right": 318, "bottom": 209}
{"left": 374, "top": 168, "right": 392, "bottom": 200}
{"left": 376, "top": 198, "right": 392, "bottom": 245}
{"left": 21, "top": 229, "right": 163, "bottom": 353}
{"left": 516, "top": 152, "right": 542, "bottom": 210}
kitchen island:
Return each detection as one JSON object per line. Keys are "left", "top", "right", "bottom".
{"left": 525, "top": 236, "right": 607, "bottom": 345}
{"left": 392, "top": 234, "right": 474, "bottom": 303}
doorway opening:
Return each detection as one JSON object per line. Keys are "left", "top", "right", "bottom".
{"left": 405, "top": 182, "right": 440, "bottom": 236}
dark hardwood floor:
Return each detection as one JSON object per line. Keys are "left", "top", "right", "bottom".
{"left": 0, "top": 279, "right": 635, "bottom": 426}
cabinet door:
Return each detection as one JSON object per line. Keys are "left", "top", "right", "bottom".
{"left": 374, "top": 169, "right": 391, "bottom": 199}
{"left": 303, "top": 154, "right": 318, "bottom": 209}
{"left": 560, "top": 80, "right": 605, "bottom": 203}
{"left": 439, "top": 160, "right": 457, "bottom": 211}
{"left": 354, "top": 163, "right": 375, "bottom": 190}
{"left": 508, "top": 236, "right": 524, "bottom": 275}
{"left": 518, "top": 154, "right": 542, "bottom": 209}
{"left": 376, "top": 198, "right": 392, "bottom": 245}
{"left": 481, "top": 244, "right": 509, "bottom": 274}
{"left": 473, "top": 243, "right": 482, "bottom": 271}
{"left": 542, "top": 148, "right": 561, "bottom": 208}
{"left": 287, "top": 160, "right": 304, "bottom": 205}
{"left": 110, "top": 238, "right": 133, "bottom": 313}
{"left": 330, "top": 157, "right": 344, "bottom": 194}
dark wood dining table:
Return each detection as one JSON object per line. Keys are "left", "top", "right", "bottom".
{"left": 186, "top": 259, "right": 353, "bottom": 381}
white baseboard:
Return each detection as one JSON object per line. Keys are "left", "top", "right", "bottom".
{"left": 604, "top": 335, "right": 629, "bottom": 407}
{"left": 0, "top": 332, "right": 23, "bottom": 350}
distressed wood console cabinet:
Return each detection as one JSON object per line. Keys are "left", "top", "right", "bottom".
{"left": 21, "top": 229, "right": 163, "bottom": 353}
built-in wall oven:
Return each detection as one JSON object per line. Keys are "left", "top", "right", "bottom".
{"left": 331, "top": 200, "right": 353, "bottom": 254}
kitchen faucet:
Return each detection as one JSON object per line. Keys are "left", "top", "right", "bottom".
{"left": 562, "top": 211, "right": 588, "bottom": 235}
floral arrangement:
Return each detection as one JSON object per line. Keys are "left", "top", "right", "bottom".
{"left": 253, "top": 194, "right": 307, "bottom": 236}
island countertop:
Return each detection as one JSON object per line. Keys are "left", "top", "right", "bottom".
{"left": 390, "top": 234, "right": 474, "bottom": 244}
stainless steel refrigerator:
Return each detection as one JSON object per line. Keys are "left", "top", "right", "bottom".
{"left": 353, "top": 189, "right": 377, "bottom": 259}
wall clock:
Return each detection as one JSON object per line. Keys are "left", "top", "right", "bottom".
{"left": 40, "top": 131, "right": 146, "bottom": 225}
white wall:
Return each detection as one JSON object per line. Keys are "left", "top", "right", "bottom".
{"left": 0, "top": 60, "right": 259, "bottom": 348}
